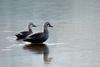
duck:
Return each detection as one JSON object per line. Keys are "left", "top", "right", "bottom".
{"left": 23, "top": 22, "right": 53, "bottom": 43}
{"left": 15, "top": 22, "right": 36, "bottom": 40}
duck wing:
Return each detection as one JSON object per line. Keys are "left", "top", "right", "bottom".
{"left": 26, "top": 32, "right": 43, "bottom": 40}
{"left": 20, "top": 31, "right": 29, "bottom": 36}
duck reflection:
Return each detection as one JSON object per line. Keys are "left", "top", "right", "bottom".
{"left": 23, "top": 43, "right": 52, "bottom": 64}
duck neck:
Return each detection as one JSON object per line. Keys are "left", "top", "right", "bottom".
{"left": 28, "top": 24, "right": 32, "bottom": 33}
{"left": 44, "top": 25, "right": 48, "bottom": 34}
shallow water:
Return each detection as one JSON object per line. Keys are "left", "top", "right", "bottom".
{"left": 0, "top": 0, "right": 100, "bottom": 67}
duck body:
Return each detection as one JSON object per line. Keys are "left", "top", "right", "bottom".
{"left": 15, "top": 23, "right": 36, "bottom": 40}
{"left": 24, "top": 32, "right": 48, "bottom": 43}
{"left": 23, "top": 22, "right": 53, "bottom": 43}
{"left": 16, "top": 31, "right": 31, "bottom": 39}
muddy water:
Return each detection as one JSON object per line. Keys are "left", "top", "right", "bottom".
{"left": 0, "top": 0, "right": 100, "bottom": 67}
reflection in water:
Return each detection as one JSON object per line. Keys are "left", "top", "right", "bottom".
{"left": 23, "top": 43, "right": 52, "bottom": 64}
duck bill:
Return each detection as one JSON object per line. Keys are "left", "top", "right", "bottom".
{"left": 49, "top": 25, "right": 53, "bottom": 27}
{"left": 33, "top": 25, "right": 37, "bottom": 27}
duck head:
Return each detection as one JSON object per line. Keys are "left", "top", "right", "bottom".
{"left": 28, "top": 22, "right": 37, "bottom": 33}
{"left": 29, "top": 22, "right": 37, "bottom": 27}
{"left": 45, "top": 22, "right": 53, "bottom": 27}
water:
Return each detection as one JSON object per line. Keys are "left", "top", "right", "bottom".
{"left": 0, "top": 0, "right": 100, "bottom": 67}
